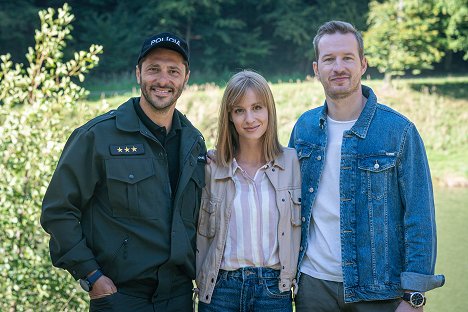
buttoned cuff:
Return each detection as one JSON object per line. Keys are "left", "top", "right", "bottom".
{"left": 68, "top": 259, "right": 100, "bottom": 280}
{"left": 401, "top": 271, "right": 445, "bottom": 292}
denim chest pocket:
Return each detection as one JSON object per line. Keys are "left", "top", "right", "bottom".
{"left": 105, "top": 158, "right": 159, "bottom": 219}
{"left": 358, "top": 155, "right": 396, "bottom": 201}
{"left": 296, "top": 143, "right": 323, "bottom": 176}
{"left": 198, "top": 197, "right": 218, "bottom": 238}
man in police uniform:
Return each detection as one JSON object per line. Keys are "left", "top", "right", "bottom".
{"left": 41, "top": 32, "right": 206, "bottom": 311}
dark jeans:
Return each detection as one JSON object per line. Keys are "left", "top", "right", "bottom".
{"left": 89, "top": 291, "right": 192, "bottom": 312}
{"left": 198, "top": 267, "right": 292, "bottom": 312}
{"left": 295, "top": 273, "right": 401, "bottom": 312}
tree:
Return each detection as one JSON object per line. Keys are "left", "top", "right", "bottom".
{"left": 364, "top": 0, "right": 445, "bottom": 83}
{"left": 0, "top": 4, "right": 102, "bottom": 311}
{"left": 437, "top": 0, "right": 468, "bottom": 60}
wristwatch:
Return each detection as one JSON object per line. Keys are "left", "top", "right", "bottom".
{"left": 402, "top": 291, "right": 426, "bottom": 308}
{"left": 79, "top": 269, "right": 103, "bottom": 292}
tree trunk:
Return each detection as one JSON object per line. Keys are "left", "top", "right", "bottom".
{"left": 384, "top": 72, "right": 393, "bottom": 87}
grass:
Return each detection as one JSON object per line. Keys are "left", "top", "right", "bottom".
{"left": 427, "top": 187, "right": 468, "bottom": 311}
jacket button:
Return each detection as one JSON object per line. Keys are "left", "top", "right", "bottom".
{"left": 316, "top": 155, "right": 322, "bottom": 161}
{"left": 309, "top": 187, "right": 314, "bottom": 193}
{"left": 272, "top": 168, "right": 276, "bottom": 172}
{"left": 374, "top": 163, "right": 380, "bottom": 169}
{"left": 282, "top": 265, "right": 285, "bottom": 269}
{"left": 211, "top": 278, "right": 215, "bottom": 283}
{"left": 128, "top": 174, "right": 134, "bottom": 179}
{"left": 301, "top": 217, "right": 306, "bottom": 222}
{"left": 282, "top": 232, "right": 284, "bottom": 236}
{"left": 206, "top": 295, "right": 209, "bottom": 300}
{"left": 283, "top": 284, "right": 286, "bottom": 287}
{"left": 282, "top": 198, "right": 285, "bottom": 202}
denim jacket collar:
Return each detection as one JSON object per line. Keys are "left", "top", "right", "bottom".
{"left": 319, "top": 85, "right": 377, "bottom": 139}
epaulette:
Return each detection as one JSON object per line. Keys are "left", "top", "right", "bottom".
{"left": 82, "top": 110, "right": 117, "bottom": 131}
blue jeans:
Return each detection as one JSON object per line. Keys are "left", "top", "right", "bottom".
{"left": 198, "top": 267, "right": 292, "bottom": 312}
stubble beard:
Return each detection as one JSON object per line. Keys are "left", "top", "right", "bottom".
{"left": 141, "top": 81, "right": 185, "bottom": 114}
{"left": 324, "top": 75, "right": 362, "bottom": 101}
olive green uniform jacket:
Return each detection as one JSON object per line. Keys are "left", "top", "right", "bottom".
{"left": 41, "top": 98, "right": 206, "bottom": 300}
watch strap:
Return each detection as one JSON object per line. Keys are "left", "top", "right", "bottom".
{"left": 86, "top": 269, "right": 103, "bottom": 286}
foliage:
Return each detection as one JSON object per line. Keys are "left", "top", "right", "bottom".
{"left": 437, "top": 0, "right": 468, "bottom": 59}
{"left": 364, "top": 0, "right": 445, "bottom": 82}
{"left": 0, "top": 4, "right": 102, "bottom": 311}
{"left": 1, "top": 0, "right": 466, "bottom": 78}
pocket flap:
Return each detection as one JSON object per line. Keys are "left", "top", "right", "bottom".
{"left": 358, "top": 155, "right": 396, "bottom": 173}
{"left": 288, "top": 189, "right": 302, "bottom": 205}
{"left": 106, "top": 158, "right": 154, "bottom": 184}
{"left": 200, "top": 198, "right": 219, "bottom": 214}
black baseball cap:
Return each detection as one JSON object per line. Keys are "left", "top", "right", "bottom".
{"left": 137, "top": 32, "right": 189, "bottom": 65}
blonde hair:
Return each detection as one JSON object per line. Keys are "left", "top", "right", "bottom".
{"left": 216, "top": 70, "right": 282, "bottom": 167}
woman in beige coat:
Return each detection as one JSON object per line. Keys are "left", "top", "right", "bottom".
{"left": 196, "top": 70, "right": 301, "bottom": 312}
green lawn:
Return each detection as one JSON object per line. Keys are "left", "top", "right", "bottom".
{"left": 426, "top": 187, "right": 468, "bottom": 312}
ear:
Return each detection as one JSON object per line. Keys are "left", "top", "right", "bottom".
{"left": 360, "top": 56, "right": 368, "bottom": 75}
{"left": 135, "top": 65, "right": 141, "bottom": 85}
{"left": 313, "top": 62, "right": 320, "bottom": 81}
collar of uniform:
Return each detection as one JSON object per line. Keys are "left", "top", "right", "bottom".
{"left": 114, "top": 97, "right": 183, "bottom": 134}
{"left": 114, "top": 98, "right": 143, "bottom": 132}
{"left": 132, "top": 99, "right": 182, "bottom": 137}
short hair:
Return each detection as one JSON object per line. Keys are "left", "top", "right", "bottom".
{"left": 216, "top": 70, "right": 282, "bottom": 167}
{"left": 313, "top": 20, "right": 364, "bottom": 61}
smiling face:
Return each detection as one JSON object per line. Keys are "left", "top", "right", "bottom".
{"left": 136, "top": 48, "right": 189, "bottom": 113}
{"left": 313, "top": 32, "right": 367, "bottom": 101}
{"left": 230, "top": 88, "right": 269, "bottom": 145}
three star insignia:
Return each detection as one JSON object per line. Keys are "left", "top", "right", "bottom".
{"left": 110, "top": 144, "right": 144, "bottom": 155}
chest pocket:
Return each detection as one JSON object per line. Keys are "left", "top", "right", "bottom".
{"left": 358, "top": 155, "right": 396, "bottom": 201}
{"left": 198, "top": 197, "right": 218, "bottom": 238}
{"left": 288, "top": 189, "right": 302, "bottom": 226}
{"left": 106, "top": 158, "right": 161, "bottom": 219}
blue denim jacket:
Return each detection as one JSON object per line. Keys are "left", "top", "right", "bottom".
{"left": 289, "top": 86, "right": 445, "bottom": 303}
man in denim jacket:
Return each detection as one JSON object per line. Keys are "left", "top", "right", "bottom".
{"left": 289, "top": 21, "right": 444, "bottom": 312}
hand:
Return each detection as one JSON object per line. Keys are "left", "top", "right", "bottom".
{"left": 89, "top": 275, "right": 117, "bottom": 300}
{"left": 206, "top": 149, "right": 217, "bottom": 164}
{"left": 395, "top": 300, "right": 424, "bottom": 312}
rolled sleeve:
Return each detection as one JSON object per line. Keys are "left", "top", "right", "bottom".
{"left": 401, "top": 271, "right": 445, "bottom": 292}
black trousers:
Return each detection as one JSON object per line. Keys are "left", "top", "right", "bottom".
{"left": 89, "top": 291, "right": 193, "bottom": 312}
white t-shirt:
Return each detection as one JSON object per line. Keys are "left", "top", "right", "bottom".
{"left": 300, "top": 116, "right": 356, "bottom": 282}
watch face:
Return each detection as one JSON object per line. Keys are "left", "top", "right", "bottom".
{"left": 410, "top": 292, "right": 425, "bottom": 307}
{"left": 79, "top": 278, "right": 91, "bottom": 292}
